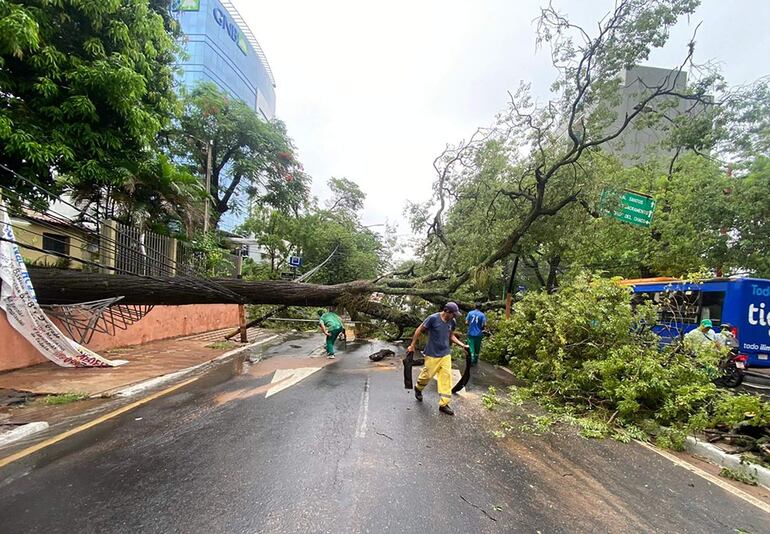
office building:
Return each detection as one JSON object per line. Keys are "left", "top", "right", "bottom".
{"left": 606, "top": 65, "right": 695, "bottom": 164}
{"left": 173, "top": 0, "right": 276, "bottom": 120}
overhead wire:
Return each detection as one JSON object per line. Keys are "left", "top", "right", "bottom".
{"left": 0, "top": 169, "right": 247, "bottom": 303}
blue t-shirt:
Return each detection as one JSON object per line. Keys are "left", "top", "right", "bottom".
{"left": 422, "top": 313, "right": 456, "bottom": 357}
{"left": 466, "top": 309, "right": 486, "bottom": 337}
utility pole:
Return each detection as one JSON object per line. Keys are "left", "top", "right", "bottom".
{"left": 234, "top": 246, "right": 247, "bottom": 343}
{"left": 203, "top": 139, "right": 213, "bottom": 234}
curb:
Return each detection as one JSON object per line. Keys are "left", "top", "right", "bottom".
{"left": 0, "top": 422, "right": 49, "bottom": 447}
{"left": 110, "top": 334, "right": 281, "bottom": 398}
{"left": 685, "top": 436, "right": 770, "bottom": 489}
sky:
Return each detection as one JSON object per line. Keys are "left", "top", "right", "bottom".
{"left": 235, "top": 0, "right": 770, "bottom": 242}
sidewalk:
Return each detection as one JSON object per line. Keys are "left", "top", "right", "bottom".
{"left": 0, "top": 327, "right": 273, "bottom": 398}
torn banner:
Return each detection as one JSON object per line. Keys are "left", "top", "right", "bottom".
{"left": 0, "top": 205, "right": 125, "bottom": 367}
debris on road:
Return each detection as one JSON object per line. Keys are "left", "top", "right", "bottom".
{"left": 369, "top": 349, "right": 395, "bottom": 361}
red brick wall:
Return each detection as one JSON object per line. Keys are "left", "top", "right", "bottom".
{"left": 0, "top": 304, "right": 240, "bottom": 372}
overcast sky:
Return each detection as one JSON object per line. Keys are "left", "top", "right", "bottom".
{"left": 235, "top": 0, "right": 769, "bottom": 240}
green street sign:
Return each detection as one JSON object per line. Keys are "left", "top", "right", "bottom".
{"left": 599, "top": 189, "right": 656, "bottom": 228}
{"left": 172, "top": 0, "right": 200, "bottom": 12}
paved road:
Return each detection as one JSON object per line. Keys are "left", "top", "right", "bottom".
{"left": 0, "top": 335, "right": 769, "bottom": 533}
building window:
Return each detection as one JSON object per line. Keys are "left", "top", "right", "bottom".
{"left": 42, "top": 233, "right": 70, "bottom": 256}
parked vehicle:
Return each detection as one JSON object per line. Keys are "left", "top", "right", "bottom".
{"left": 621, "top": 277, "right": 770, "bottom": 369}
{"left": 714, "top": 328, "right": 747, "bottom": 388}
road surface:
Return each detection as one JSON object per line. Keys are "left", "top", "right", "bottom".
{"left": 0, "top": 334, "right": 768, "bottom": 533}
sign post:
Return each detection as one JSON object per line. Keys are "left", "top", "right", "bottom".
{"left": 600, "top": 189, "right": 656, "bottom": 228}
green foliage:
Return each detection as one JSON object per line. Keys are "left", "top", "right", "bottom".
{"left": 185, "top": 232, "right": 233, "bottom": 277}
{"left": 326, "top": 177, "right": 366, "bottom": 215}
{"left": 167, "top": 82, "right": 307, "bottom": 227}
{"left": 655, "top": 426, "right": 687, "bottom": 451}
{"left": 482, "top": 386, "right": 499, "bottom": 410}
{"left": 710, "top": 395, "right": 770, "bottom": 429}
{"left": 238, "top": 177, "right": 386, "bottom": 284}
{"left": 719, "top": 467, "right": 758, "bottom": 486}
{"left": 0, "top": 0, "right": 179, "bottom": 202}
{"left": 44, "top": 393, "right": 87, "bottom": 405}
{"left": 485, "top": 274, "right": 770, "bottom": 446}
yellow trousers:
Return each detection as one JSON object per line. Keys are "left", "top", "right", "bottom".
{"left": 415, "top": 355, "right": 452, "bottom": 407}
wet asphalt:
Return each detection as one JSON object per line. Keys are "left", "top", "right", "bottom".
{"left": 0, "top": 334, "right": 769, "bottom": 533}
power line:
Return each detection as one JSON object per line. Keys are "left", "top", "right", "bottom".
{"left": 0, "top": 170, "right": 247, "bottom": 303}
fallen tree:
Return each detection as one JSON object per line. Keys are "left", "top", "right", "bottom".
{"left": 27, "top": 267, "right": 375, "bottom": 307}
{"left": 26, "top": 267, "right": 428, "bottom": 329}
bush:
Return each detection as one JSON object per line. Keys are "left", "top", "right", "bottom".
{"left": 485, "top": 273, "right": 770, "bottom": 438}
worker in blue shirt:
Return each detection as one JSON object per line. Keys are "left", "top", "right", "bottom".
{"left": 466, "top": 303, "right": 487, "bottom": 366}
{"left": 408, "top": 302, "right": 468, "bottom": 415}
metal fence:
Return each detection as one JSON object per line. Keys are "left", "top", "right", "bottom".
{"left": 114, "top": 222, "right": 175, "bottom": 277}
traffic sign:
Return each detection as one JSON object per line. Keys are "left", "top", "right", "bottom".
{"left": 288, "top": 256, "right": 303, "bottom": 268}
{"left": 600, "top": 189, "right": 656, "bottom": 228}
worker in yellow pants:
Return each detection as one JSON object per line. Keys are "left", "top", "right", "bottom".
{"left": 408, "top": 302, "right": 469, "bottom": 416}
{"left": 415, "top": 355, "right": 453, "bottom": 407}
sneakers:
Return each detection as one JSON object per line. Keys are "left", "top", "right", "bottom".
{"left": 414, "top": 388, "right": 423, "bottom": 401}
{"left": 439, "top": 405, "right": 455, "bottom": 416}
{"left": 327, "top": 354, "right": 335, "bottom": 359}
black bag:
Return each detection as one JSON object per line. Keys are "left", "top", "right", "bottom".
{"left": 451, "top": 347, "right": 472, "bottom": 393}
{"left": 402, "top": 351, "right": 424, "bottom": 389}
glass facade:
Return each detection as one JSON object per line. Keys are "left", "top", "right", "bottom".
{"left": 173, "top": 0, "right": 276, "bottom": 119}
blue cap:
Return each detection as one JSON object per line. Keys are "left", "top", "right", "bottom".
{"left": 443, "top": 302, "right": 462, "bottom": 317}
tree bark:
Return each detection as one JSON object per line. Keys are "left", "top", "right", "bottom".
{"left": 27, "top": 267, "right": 377, "bottom": 307}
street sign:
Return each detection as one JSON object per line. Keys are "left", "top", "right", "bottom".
{"left": 288, "top": 256, "right": 303, "bottom": 268}
{"left": 600, "top": 189, "right": 656, "bottom": 228}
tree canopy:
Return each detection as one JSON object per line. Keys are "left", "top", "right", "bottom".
{"left": 0, "top": 0, "right": 179, "bottom": 203}
{"left": 166, "top": 82, "right": 309, "bottom": 228}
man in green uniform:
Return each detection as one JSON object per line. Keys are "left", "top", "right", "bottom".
{"left": 318, "top": 309, "right": 344, "bottom": 358}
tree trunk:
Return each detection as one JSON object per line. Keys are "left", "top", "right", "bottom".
{"left": 27, "top": 267, "right": 377, "bottom": 307}
{"left": 546, "top": 255, "right": 561, "bottom": 294}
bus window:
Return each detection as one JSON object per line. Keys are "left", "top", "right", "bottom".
{"left": 699, "top": 291, "right": 725, "bottom": 327}
{"left": 657, "top": 290, "right": 700, "bottom": 324}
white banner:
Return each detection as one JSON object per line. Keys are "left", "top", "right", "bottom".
{"left": 0, "top": 204, "right": 125, "bottom": 367}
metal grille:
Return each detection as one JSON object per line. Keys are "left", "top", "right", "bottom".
{"left": 43, "top": 298, "right": 155, "bottom": 345}
{"left": 114, "top": 222, "right": 173, "bottom": 277}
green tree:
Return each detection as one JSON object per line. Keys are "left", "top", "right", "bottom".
{"left": 0, "top": 0, "right": 179, "bottom": 202}
{"left": 167, "top": 82, "right": 308, "bottom": 228}
{"left": 239, "top": 178, "right": 385, "bottom": 284}
{"left": 326, "top": 177, "right": 366, "bottom": 215}
{"left": 398, "top": 0, "right": 712, "bottom": 306}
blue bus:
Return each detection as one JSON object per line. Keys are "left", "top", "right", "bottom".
{"left": 622, "top": 277, "right": 770, "bottom": 368}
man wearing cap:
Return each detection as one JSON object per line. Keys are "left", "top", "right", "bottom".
{"left": 407, "top": 302, "right": 469, "bottom": 415}
{"left": 684, "top": 319, "right": 718, "bottom": 349}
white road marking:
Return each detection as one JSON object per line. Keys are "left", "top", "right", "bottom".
{"left": 265, "top": 367, "right": 321, "bottom": 398}
{"left": 635, "top": 440, "right": 770, "bottom": 515}
{"left": 355, "top": 378, "right": 370, "bottom": 438}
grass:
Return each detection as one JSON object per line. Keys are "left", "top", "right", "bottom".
{"left": 44, "top": 393, "right": 87, "bottom": 405}
{"left": 205, "top": 341, "right": 239, "bottom": 350}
